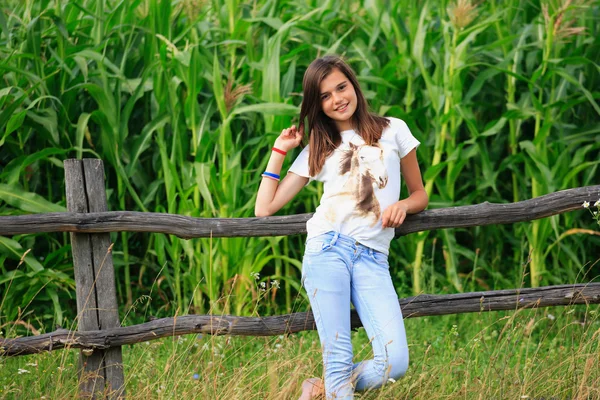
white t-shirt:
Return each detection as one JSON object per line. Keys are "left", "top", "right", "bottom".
{"left": 288, "top": 117, "right": 420, "bottom": 255}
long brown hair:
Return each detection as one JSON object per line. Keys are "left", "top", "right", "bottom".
{"left": 299, "top": 55, "right": 389, "bottom": 176}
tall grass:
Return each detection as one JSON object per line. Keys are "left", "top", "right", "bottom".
{"left": 1, "top": 303, "right": 599, "bottom": 399}
{"left": 0, "top": 0, "right": 599, "bottom": 331}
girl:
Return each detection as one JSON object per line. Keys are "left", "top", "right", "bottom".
{"left": 255, "top": 55, "right": 428, "bottom": 399}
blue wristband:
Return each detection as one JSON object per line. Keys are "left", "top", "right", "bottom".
{"left": 262, "top": 172, "right": 280, "bottom": 180}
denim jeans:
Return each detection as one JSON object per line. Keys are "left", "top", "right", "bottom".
{"left": 301, "top": 231, "right": 409, "bottom": 400}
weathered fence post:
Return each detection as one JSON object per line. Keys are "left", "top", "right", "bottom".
{"left": 64, "top": 159, "right": 125, "bottom": 399}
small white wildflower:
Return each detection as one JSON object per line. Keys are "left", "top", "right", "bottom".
{"left": 272, "top": 280, "right": 280, "bottom": 289}
{"left": 202, "top": 343, "right": 209, "bottom": 351}
{"left": 25, "top": 362, "right": 37, "bottom": 367}
{"left": 594, "top": 211, "right": 598, "bottom": 216}
{"left": 260, "top": 282, "right": 266, "bottom": 289}
{"left": 275, "top": 344, "right": 282, "bottom": 348}
{"left": 250, "top": 271, "right": 260, "bottom": 280}
{"left": 388, "top": 378, "right": 396, "bottom": 383}
{"left": 583, "top": 201, "right": 590, "bottom": 208}
{"left": 547, "top": 314, "right": 555, "bottom": 321}
{"left": 594, "top": 200, "right": 600, "bottom": 207}
{"left": 17, "top": 368, "right": 30, "bottom": 374}
{"left": 278, "top": 335, "right": 284, "bottom": 340}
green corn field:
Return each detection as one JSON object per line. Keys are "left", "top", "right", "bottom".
{"left": 0, "top": 2, "right": 599, "bottom": 396}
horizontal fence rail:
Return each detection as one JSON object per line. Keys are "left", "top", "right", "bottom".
{"left": 0, "top": 186, "right": 598, "bottom": 239}
{"left": 2, "top": 283, "right": 600, "bottom": 356}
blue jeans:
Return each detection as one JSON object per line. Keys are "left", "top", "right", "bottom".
{"left": 301, "top": 231, "right": 409, "bottom": 399}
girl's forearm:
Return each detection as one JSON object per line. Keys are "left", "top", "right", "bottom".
{"left": 255, "top": 152, "right": 286, "bottom": 216}
{"left": 399, "top": 189, "right": 429, "bottom": 214}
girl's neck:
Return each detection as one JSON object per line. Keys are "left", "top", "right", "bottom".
{"left": 336, "top": 119, "right": 354, "bottom": 132}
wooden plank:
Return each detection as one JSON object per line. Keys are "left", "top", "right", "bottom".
{"left": 1, "top": 185, "right": 599, "bottom": 238}
{"left": 82, "top": 159, "right": 125, "bottom": 399}
{"left": 64, "top": 159, "right": 106, "bottom": 397}
{"left": 2, "top": 283, "right": 600, "bottom": 356}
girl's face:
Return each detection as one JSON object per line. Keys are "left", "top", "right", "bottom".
{"left": 319, "top": 68, "right": 357, "bottom": 131}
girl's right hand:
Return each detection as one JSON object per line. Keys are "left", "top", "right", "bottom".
{"left": 274, "top": 125, "right": 303, "bottom": 152}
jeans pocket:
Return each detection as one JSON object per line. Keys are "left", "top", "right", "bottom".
{"left": 371, "top": 249, "right": 390, "bottom": 268}
{"left": 304, "top": 235, "right": 332, "bottom": 256}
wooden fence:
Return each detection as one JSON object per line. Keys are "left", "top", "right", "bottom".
{"left": 0, "top": 159, "right": 599, "bottom": 399}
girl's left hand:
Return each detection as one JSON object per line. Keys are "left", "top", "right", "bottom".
{"left": 381, "top": 201, "right": 409, "bottom": 228}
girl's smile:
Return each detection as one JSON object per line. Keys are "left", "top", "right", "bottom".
{"left": 335, "top": 103, "right": 349, "bottom": 113}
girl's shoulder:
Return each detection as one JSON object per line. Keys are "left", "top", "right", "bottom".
{"left": 380, "top": 117, "right": 410, "bottom": 140}
{"left": 383, "top": 116, "right": 408, "bottom": 130}
{"left": 381, "top": 117, "right": 420, "bottom": 157}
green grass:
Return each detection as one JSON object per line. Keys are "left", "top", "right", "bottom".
{"left": 2, "top": 305, "right": 599, "bottom": 399}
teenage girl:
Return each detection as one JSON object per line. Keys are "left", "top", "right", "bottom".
{"left": 255, "top": 55, "right": 428, "bottom": 400}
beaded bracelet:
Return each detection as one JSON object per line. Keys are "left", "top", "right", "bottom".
{"left": 261, "top": 172, "right": 281, "bottom": 181}
{"left": 272, "top": 147, "right": 287, "bottom": 156}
